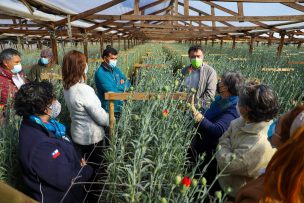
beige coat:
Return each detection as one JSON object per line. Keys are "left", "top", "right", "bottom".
{"left": 216, "top": 117, "right": 276, "bottom": 197}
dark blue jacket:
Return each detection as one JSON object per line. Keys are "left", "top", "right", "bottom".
{"left": 191, "top": 101, "right": 239, "bottom": 161}
{"left": 95, "top": 63, "right": 130, "bottom": 113}
{"left": 18, "top": 118, "right": 93, "bottom": 203}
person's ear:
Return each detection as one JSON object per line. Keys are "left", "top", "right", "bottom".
{"left": 2, "top": 59, "right": 10, "bottom": 68}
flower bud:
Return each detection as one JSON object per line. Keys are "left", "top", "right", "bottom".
{"left": 200, "top": 177, "right": 207, "bottom": 186}
{"left": 215, "top": 191, "right": 222, "bottom": 200}
{"left": 160, "top": 197, "right": 167, "bottom": 203}
{"left": 174, "top": 175, "right": 182, "bottom": 185}
{"left": 191, "top": 179, "right": 198, "bottom": 187}
{"left": 230, "top": 154, "right": 236, "bottom": 161}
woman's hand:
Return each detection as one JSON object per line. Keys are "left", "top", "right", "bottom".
{"left": 80, "top": 158, "right": 87, "bottom": 167}
{"left": 191, "top": 95, "right": 204, "bottom": 123}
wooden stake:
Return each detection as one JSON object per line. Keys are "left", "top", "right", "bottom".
{"left": 249, "top": 35, "right": 255, "bottom": 54}
{"left": 99, "top": 36, "right": 104, "bottom": 57}
{"left": 277, "top": 32, "right": 286, "bottom": 56}
{"left": 232, "top": 36, "right": 236, "bottom": 49}
{"left": 109, "top": 100, "right": 115, "bottom": 137}
{"left": 50, "top": 32, "right": 58, "bottom": 64}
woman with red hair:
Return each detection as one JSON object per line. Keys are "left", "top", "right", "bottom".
{"left": 262, "top": 126, "right": 304, "bottom": 203}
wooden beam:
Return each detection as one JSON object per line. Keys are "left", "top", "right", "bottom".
{"left": 237, "top": 2, "right": 244, "bottom": 22}
{"left": 211, "top": 5, "right": 215, "bottom": 29}
{"left": 119, "top": 14, "right": 304, "bottom": 21}
{"left": 104, "top": 92, "right": 188, "bottom": 101}
{"left": 282, "top": 3, "right": 304, "bottom": 12}
{"left": 134, "top": 0, "right": 140, "bottom": 15}
{"left": 174, "top": 0, "right": 178, "bottom": 16}
{"left": 54, "top": 0, "right": 125, "bottom": 26}
{"left": 86, "top": 0, "right": 167, "bottom": 31}
{"left": 178, "top": 2, "right": 235, "bottom": 28}
{"left": 184, "top": 0, "right": 189, "bottom": 16}
{"left": 202, "top": 1, "right": 281, "bottom": 32}
{"left": 207, "top": 0, "right": 304, "bottom": 2}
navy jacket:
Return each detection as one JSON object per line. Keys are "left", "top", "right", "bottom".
{"left": 190, "top": 102, "right": 239, "bottom": 161}
{"left": 18, "top": 118, "right": 93, "bottom": 203}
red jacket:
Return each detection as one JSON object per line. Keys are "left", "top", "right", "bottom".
{"left": 0, "top": 66, "right": 24, "bottom": 106}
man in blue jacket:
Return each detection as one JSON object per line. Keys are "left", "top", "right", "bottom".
{"left": 95, "top": 47, "right": 130, "bottom": 114}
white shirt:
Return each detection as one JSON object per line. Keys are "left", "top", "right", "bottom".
{"left": 12, "top": 73, "right": 25, "bottom": 89}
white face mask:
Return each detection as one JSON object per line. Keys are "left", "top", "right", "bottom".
{"left": 48, "top": 100, "right": 61, "bottom": 118}
{"left": 11, "top": 63, "right": 22, "bottom": 74}
{"left": 108, "top": 59, "right": 117, "bottom": 68}
{"left": 84, "top": 64, "right": 88, "bottom": 75}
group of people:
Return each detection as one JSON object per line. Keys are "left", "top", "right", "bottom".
{"left": 0, "top": 46, "right": 130, "bottom": 202}
{"left": 0, "top": 44, "right": 303, "bottom": 203}
{"left": 184, "top": 46, "right": 304, "bottom": 202}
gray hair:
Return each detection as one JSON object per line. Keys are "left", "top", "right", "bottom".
{"left": 221, "top": 71, "right": 245, "bottom": 96}
{"left": 0, "top": 48, "right": 21, "bottom": 65}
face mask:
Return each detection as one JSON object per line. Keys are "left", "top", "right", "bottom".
{"left": 11, "top": 64, "right": 22, "bottom": 74}
{"left": 48, "top": 100, "right": 61, "bottom": 118}
{"left": 108, "top": 59, "right": 117, "bottom": 68}
{"left": 190, "top": 58, "right": 203, "bottom": 69}
{"left": 84, "top": 64, "right": 88, "bottom": 75}
{"left": 40, "top": 57, "right": 49, "bottom": 65}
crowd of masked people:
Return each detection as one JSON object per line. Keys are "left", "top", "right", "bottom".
{"left": 0, "top": 45, "right": 303, "bottom": 203}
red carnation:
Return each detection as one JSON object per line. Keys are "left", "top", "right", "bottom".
{"left": 162, "top": 109, "right": 169, "bottom": 117}
{"left": 181, "top": 176, "right": 191, "bottom": 187}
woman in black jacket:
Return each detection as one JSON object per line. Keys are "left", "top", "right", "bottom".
{"left": 14, "top": 81, "right": 93, "bottom": 203}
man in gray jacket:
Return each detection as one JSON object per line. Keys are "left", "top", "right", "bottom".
{"left": 182, "top": 45, "right": 217, "bottom": 109}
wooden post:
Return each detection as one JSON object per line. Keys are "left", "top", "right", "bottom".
{"left": 99, "top": 36, "right": 104, "bottom": 57}
{"left": 184, "top": 0, "right": 189, "bottom": 16}
{"left": 249, "top": 35, "right": 255, "bottom": 55}
{"left": 109, "top": 100, "right": 115, "bottom": 137}
{"left": 37, "top": 40, "right": 42, "bottom": 49}
{"left": 50, "top": 32, "right": 58, "bottom": 64}
{"left": 83, "top": 33, "right": 88, "bottom": 61}
{"left": 118, "top": 36, "right": 121, "bottom": 50}
{"left": 111, "top": 36, "right": 113, "bottom": 47}
{"left": 220, "top": 38, "right": 223, "bottom": 49}
{"left": 205, "top": 38, "right": 207, "bottom": 45}
{"left": 277, "top": 32, "right": 286, "bottom": 57}
{"left": 211, "top": 38, "right": 214, "bottom": 47}
{"left": 297, "top": 42, "right": 302, "bottom": 49}
{"left": 268, "top": 32, "right": 273, "bottom": 46}
{"left": 127, "top": 38, "right": 130, "bottom": 49}
{"left": 124, "top": 38, "right": 127, "bottom": 50}
{"left": 232, "top": 36, "right": 236, "bottom": 49}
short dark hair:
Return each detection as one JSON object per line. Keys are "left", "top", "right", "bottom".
{"left": 238, "top": 84, "right": 279, "bottom": 122}
{"left": 0, "top": 48, "right": 21, "bottom": 65}
{"left": 188, "top": 45, "right": 204, "bottom": 55}
{"left": 102, "top": 47, "right": 118, "bottom": 58}
{"left": 222, "top": 71, "right": 245, "bottom": 96}
{"left": 14, "top": 81, "right": 55, "bottom": 117}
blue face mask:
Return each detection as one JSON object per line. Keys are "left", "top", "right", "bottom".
{"left": 108, "top": 60, "right": 117, "bottom": 68}
{"left": 11, "top": 64, "right": 22, "bottom": 74}
{"left": 40, "top": 57, "right": 49, "bottom": 65}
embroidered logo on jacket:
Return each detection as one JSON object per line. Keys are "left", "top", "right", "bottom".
{"left": 51, "top": 149, "right": 60, "bottom": 159}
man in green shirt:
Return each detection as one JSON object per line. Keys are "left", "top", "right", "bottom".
{"left": 27, "top": 48, "right": 54, "bottom": 82}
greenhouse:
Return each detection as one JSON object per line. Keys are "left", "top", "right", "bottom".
{"left": 0, "top": 0, "right": 303, "bottom": 203}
